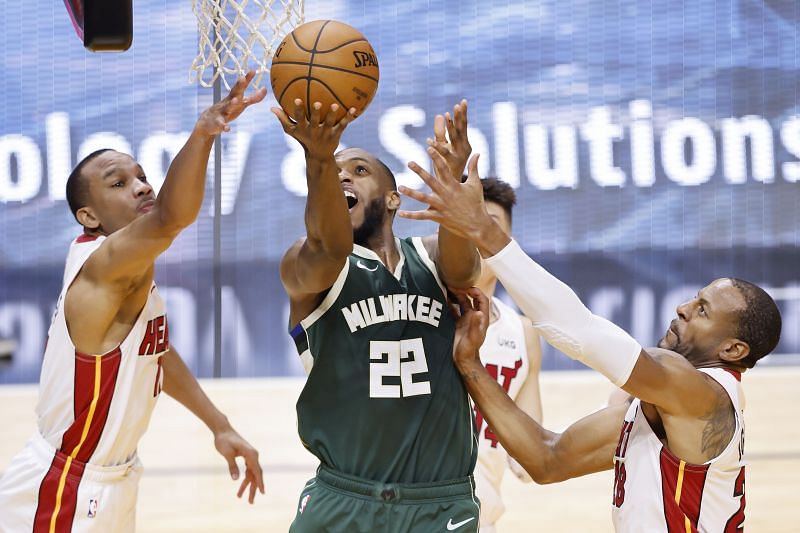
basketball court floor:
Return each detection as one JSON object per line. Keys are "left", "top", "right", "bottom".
{"left": 2, "top": 368, "right": 797, "bottom": 532}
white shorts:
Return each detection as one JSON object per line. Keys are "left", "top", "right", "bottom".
{"left": 473, "top": 463, "right": 504, "bottom": 529}
{"left": 0, "top": 432, "right": 143, "bottom": 533}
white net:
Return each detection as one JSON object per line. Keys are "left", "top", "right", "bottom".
{"left": 190, "top": 0, "right": 305, "bottom": 90}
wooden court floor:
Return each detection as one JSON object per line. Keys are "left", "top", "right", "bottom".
{"left": 1, "top": 368, "right": 798, "bottom": 532}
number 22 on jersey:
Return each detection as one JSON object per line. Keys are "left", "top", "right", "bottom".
{"left": 369, "top": 338, "right": 431, "bottom": 398}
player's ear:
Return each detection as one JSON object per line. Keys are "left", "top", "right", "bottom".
{"left": 719, "top": 338, "right": 750, "bottom": 363}
{"left": 76, "top": 206, "right": 101, "bottom": 231}
{"left": 386, "top": 190, "right": 401, "bottom": 212}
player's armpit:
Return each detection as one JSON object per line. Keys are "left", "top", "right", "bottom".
{"left": 619, "top": 347, "right": 723, "bottom": 419}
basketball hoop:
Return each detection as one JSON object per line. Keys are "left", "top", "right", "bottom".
{"left": 190, "top": 0, "right": 305, "bottom": 91}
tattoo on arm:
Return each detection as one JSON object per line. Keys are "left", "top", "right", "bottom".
{"left": 700, "top": 392, "right": 736, "bottom": 458}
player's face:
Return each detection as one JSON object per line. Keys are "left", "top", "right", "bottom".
{"left": 478, "top": 201, "right": 512, "bottom": 285}
{"left": 658, "top": 278, "right": 746, "bottom": 365}
{"left": 81, "top": 151, "right": 155, "bottom": 234}
{"left": 335, "top": 148, "right": 397, "bottom": 238}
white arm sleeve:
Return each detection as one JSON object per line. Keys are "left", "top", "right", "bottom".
{"left": 485, "top": 239, "right": 641, "bottom": 387}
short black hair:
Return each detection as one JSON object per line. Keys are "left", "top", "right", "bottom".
{"left": 481, "top": 177, "right": 517, "bottom": 222}
{"left": 376, "top": 158, "right": 397, "bottom": 191}
{"left": 66, "top": 149, "right": 113, "bottom": 222}
{"left": 729, "top": 278, "right": 782, "bottom": 368}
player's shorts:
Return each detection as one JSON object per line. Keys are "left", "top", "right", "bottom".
{"left": 289, "top": 465, "right": 481, "bottom": 533}
{"left": 473, "top": 462, "right": 505, "bottom": 528}
{"left": 0, "top": 432, "right": 143, "bottom": 533}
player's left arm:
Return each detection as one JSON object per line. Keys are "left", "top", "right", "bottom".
{"left": 507, "top": 317, "right": 544, "bottom": 482}
{"left": 160, "top": 348, "right": 264, "bottom": 503}
{"left": 413, "top": 100, "right": 480, "bottom": 289}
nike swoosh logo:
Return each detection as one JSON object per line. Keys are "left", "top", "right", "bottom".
{"left": 356, "top": 260, "right": 378, "bottom": 272}
{"left": 446, "top": 517, "right": 475, "bottom": 530}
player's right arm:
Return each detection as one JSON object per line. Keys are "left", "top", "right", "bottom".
{"left": 400, "top": 173, "right": 727, "bottom": 423}
{"left": 83, "top": 73, "right": 265, "bottom": 284}
{"left": 452, "top": 288, "right": 624, "bottom": 484}
{"left": 274, "top": 100, "right": 357, "bottom": 311}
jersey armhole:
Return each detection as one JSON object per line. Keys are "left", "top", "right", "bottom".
{"left": 410, "top": 237, "right": 447, "bottom": 298}
{"left": 299, "top": 259, "right": 351, "bottom": 330}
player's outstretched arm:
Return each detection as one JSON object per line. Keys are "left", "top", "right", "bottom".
{"left": 410, "top": 149, "right": 482, "bottom": 290}
{"left": 86, "top": 72, "right": 266, "bottom": 284}
{"left": 451, "top": 288, "right": 624, "bottom": 483}
{"left": 399, "top": 168, "right": 725, "bottom": 421}
{"left": 274, "top": 100, "right": 357, "bottom": 299}
{"left": 420, "top": 100, "right": 481, "bottom": 289}
{"left": 160, "top": 348, "right": 264, "bottom": 503}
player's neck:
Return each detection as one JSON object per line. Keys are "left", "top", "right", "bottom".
{"left": 360, "top": 228, "right": 400, "bottom": 270}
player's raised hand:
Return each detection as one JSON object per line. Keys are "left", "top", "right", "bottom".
{"left": 450, "top": 288, "right": 491, "bottom": 368}
{"left": 399, "top": 149, "right": 488, "bottom": 240}
{"left": 426, "top": 99, "right": 471, "bottom": 179}
{"left": 214, "top": 427, "right": 265, "bottom": 504}
{"left": 272, "top": 99, "right": 356, "bottom": 158}
{"left": 196, "top": 71, "right": 267, "bottom": 137}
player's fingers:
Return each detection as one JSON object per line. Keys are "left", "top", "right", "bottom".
{"left": 249, "top": 476, "right": 258, "bottom": 504}
{"left": 407, "top": 161, "right": 446, "bottom": 195}
{"left": 244, "top": 449, "right": 264, "bottom": 494}
{"left": 225, "top": 455, "right": 240, "bottom": 481}
{"left": 426, "top": 138, "right": 454, "bottom": 159}
{"left": 455, "top": 99, "right": 468, "bottom": 130}
{"left": 443, "top": 109, "right": 457, "bottom": 137}
{"left": 237, "top": 476, "right": 248, "bottom": 498}
{"left": 246, "top": 86, "right": 268, "bottom": 105}
{"left": 466, "top": 153, "right": 481, "bottom": 183}
{"left": 334, "top": 107, "right": 358, "bottom": 131}
{"left": 467, "top": 287, "right": 490, "bottom": 313}
{"left": 271, "top": 107, "right": 295, "bottom": 131}
{"left": 323, "top": 104, "right": 340, "bottom": 128}
{"left": 291, "top": 99, "right": 306, "bottom": 124}
{"left": 309, "top": 101, "right": 323, "bottom": 127}
{"left": 396, "top": 209, "right": 442, "bottom": 223}
{"left": 427, "top": 147, "right": 457, "bottom": 185}
{"left": 397, "top": 185, "right": 435, "bottom": 205}
{"left": 433, "top": 114, "right": 447, "bottom": 142}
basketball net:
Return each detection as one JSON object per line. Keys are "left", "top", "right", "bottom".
{"left": 190, "top": 0, "right": 304, "bottom": 90}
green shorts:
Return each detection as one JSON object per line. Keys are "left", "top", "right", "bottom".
{"left": 289, "top": 465, "right": 481, "bottom": 533}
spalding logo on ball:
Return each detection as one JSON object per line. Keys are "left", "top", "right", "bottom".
{"left": 270, "top": 20, "right": 380, "bottom": 122}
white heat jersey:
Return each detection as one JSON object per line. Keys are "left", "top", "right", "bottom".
{"left": 473, "top": 297, "right": 530, "bottom": 526}
{"left": 36, "top": 234, "right": 169, "bottom": 468}
{"left": 611, "top": 368, "right": 746, "bottom": 533}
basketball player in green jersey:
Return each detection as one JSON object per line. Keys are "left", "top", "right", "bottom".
{"left": 272, "top": 97, "right": 482, "bottom": 533}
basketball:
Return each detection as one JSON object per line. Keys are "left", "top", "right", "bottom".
{"left": 270, "top": 20, "right": 380, "bottom": 122}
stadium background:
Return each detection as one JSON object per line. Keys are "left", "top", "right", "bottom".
{"left": 0, "top": 0, "right": 798, "bottom": 384}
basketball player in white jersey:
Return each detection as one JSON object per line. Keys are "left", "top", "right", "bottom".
{"left": 400, "top": 151, "right": 782, "bottom": 531}
{"left": 0, "top": 72, "right": 266, "bottom": 532}
{"left": 471, "top": 178, "right": 542, "bottom": 533}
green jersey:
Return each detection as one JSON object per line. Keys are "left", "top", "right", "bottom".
{"left": 290, "top": 237, "right": 477, "bottom": 484}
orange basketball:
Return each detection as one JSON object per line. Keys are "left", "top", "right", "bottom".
{"left": 270, "top": 20, "right": 380, "bottom": 122}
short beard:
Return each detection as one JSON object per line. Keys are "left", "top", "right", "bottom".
{"left": 353, "top": 197, "right": 387, "bottom": 247}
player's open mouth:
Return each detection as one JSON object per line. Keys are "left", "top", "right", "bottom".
{"left": 344, "top": 190, "right": 358, "bottom": 210}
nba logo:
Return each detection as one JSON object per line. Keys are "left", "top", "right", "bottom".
{"left": 299, "top": 494, "right": 311, "bottom": 514}
{"left": 88, "top": 499, "right": 98, "bottom": 518}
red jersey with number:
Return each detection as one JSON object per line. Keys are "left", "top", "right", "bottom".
{"left": 611, "top": 368, "right": 746, "bottom": 532}
{"left": 35, "top": 234, "right": 169, "bottom": 468}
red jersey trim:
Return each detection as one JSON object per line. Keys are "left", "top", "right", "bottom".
{"left": 33, "top": 347, "right": 122, "bottom": 532}
{"left": 723, "top": 368, "right": 742, "bottom": 382}
{"left": 660, "top": 447, "right": 709, "bottom": 533}
{"left": 74, "top": 234, "right": 99, "bottom": 243}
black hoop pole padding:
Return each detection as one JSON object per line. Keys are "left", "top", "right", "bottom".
{"left": 83, "top": 0, "right": 133, "bottom": 52}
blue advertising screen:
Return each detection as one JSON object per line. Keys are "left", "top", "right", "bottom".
{"left": 0, "top": 1, "right": 798, "bottom": 382}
